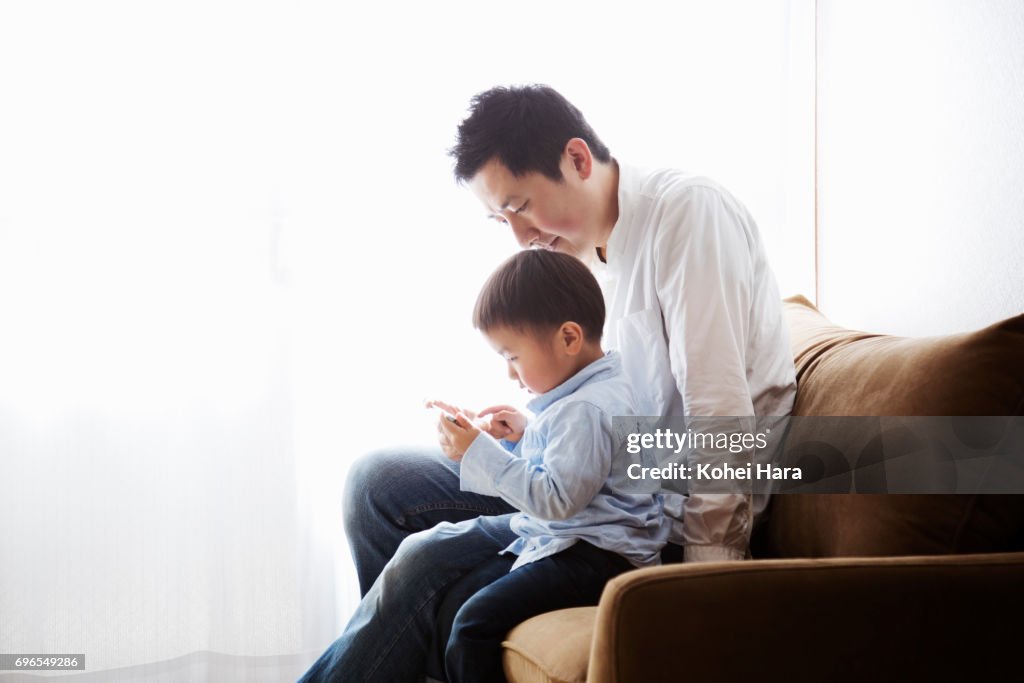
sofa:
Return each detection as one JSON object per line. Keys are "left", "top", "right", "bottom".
{"left": 500, "top": 295, "right": 1024, "bottom": 683}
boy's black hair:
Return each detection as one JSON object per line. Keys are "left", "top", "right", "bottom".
{"left": 450, "top": 84, "right": 612, "bottom": 183}
{"left": 473, "top": 249, "right": 605, "bottom": 342}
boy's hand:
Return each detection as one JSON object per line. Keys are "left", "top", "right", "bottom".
{"left": 424, "top": 398, "right": 476, "bottom": 422}
{"left": 436, "top": 411, "right": 480, "bottom": 462}
{"left": 478, "top": 405, "right": 527, "bottom": 443}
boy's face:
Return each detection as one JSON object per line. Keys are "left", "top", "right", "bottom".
{"left": 483, "top": 325, "right": 574, "bottom": 395}
{"left": 469, "top": 154, "right": 599, "bottom": 262}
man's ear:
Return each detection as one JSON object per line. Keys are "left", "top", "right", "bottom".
{"left": 559, "top": 322, "right": 585, "bottom": 355}
{"left": 563, "top": 138, "right": 593, "bottom": 180}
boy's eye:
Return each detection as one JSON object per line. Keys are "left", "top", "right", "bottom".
{"left": 514, "top": 201, "right": 529, "bottom": 214}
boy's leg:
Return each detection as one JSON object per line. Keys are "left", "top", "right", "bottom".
{"left": 343, "top": 446, "right": 518, "bottom": 595}
{"left": 298, "top": 514, "right": 518, "bottom": 683}
{"left": 427, "top": 553, "right": 516, "bottom": 680}
{"left": 444, "top": 542, "right": 635, "bottom": 683}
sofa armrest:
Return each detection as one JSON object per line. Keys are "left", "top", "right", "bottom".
{"left": 587, "top": 553, "right": 1024, "bottom": 683}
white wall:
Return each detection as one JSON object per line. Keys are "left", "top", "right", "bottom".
{"left": 816, "top": 0, "right": 1024, "bottom": 336}
{"left": 0, "top": 1, "right": 817, "bottom": 667}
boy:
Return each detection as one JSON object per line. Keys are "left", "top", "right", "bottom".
{"left": 299, "top": 249, "right": 667, "bottom": 683}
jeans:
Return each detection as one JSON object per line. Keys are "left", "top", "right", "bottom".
{"left": 342, "top": 447, "right": 517, "bottom": 596}
{"left": 297, "top": 447, "right": 517, "bottom": 683}
{"left": 298, "top": 513, "right": 519, "bottom": 683}
{"left": 299, "top": 446, "right": 681, "bottom": 682}
{"left": 441, "top": 540, "right": 633, "bottom": 683}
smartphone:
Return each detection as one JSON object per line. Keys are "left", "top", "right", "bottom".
{"left": 430, "top": 405, "right": 459, "bottom": 423}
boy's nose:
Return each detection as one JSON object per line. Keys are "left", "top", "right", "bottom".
{"left": 506, "top": 364, "right": 519, "bottom": 382}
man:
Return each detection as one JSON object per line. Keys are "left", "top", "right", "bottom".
{"left": 332, "top": 84, "right": 796, "bottom": 680}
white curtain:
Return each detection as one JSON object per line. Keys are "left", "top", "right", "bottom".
{"left": 0, "top": 1, "right": 814, "bottom": 680}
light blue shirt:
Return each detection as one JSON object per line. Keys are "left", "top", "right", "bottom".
{"left": 460, "top": 351, "right": 669, "bottom": 570}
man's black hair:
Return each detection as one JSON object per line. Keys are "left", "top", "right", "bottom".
{"left": 473, "top": 249, "right": 605, "bottom": 342}
{"left": 450, "top": 84, "right": 612, "bottom": 183}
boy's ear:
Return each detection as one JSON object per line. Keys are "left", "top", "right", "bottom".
{"left": 559, "top": 322, "right": 585, "bottom": 355}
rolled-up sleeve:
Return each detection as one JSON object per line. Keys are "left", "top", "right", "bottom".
{"left": 653, "top": 185, "right": 756, "bottom": 560}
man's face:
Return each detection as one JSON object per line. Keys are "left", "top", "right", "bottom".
{"left": 468, "top": 156, "right": 597, "bottom": 261}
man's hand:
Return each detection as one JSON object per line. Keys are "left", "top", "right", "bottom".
{"left": 436, "top": 410, "right": 481, "bottom": 462}
{"left": 478, "top": 404, "right": 527, "bottom": 443}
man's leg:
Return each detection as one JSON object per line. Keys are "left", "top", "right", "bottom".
{"left": 444, "top": 542, "right": 635, "bottom": 683}
{"left": 343, "top": 446, "right": 518, "bottom": 595}
{"left": 298, "top": 514, "right": 519, "bottom": 683}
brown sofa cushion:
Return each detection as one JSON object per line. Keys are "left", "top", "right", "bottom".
{"left": 758, "top": 296, "right": 1024, "bottom": 558}
{"left": 783, "top": 295, "right": 1024, "bottom": 416}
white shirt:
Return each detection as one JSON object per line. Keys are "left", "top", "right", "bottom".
{"left": 592, "top": 163, "right": 797, "bottom": 561}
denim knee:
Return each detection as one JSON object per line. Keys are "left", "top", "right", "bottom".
{"left": 382, "top": 518, "right": 513, "bottom": 590}
{"left": 342, "top": 449, "right": 403, "bottom": 537}
{"left": 444, "top": 592, "right": 506, "bottom": 683}
{"left": 388, "top": 522, "right": 472, "bottom": 570}
{"left": 448, "top": 585, "right": 494, "bottom": 635}
{"left": 374, "top": 525, "right": 465, "bottom": 599}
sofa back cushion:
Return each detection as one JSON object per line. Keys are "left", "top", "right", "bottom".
{"left": 757, "top": 296, "right": 1024, "bottom": 557}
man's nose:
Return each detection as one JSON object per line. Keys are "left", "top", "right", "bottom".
{"left": 506, "top": 214, "right": 538, "bottom": 248}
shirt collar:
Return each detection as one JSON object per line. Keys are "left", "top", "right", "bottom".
{"left": 599, "top": 161, "right": 643, "bottom": 275}
{"left": 526, "top": 350, "right": 621, "bottom": 414}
